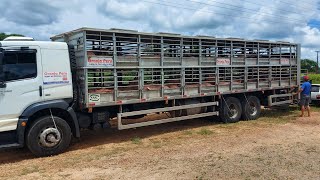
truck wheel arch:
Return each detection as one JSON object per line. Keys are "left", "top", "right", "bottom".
{"left": 18, "top": 100, "right": 80, "bottom": 146}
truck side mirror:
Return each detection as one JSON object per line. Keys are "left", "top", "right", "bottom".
{"left": 0, "top": 49, "right": 6, "bottom": 88}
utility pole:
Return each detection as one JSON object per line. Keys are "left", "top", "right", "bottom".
{"left": 316, "top": 51, "right": 320, "bottom": 74}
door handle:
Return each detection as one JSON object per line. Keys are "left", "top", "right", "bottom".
{"left": 39, "top": 86, "right": 43, "bottom": 97}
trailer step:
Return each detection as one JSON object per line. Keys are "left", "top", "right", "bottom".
{"left": 117, "top": 101, "right": 219, "bottom": 130}
{"left": 268, "top": 93, "right": 293, "bottom": 106}
{"left": 118, "top": 111, "right": 219, "bottom": 130}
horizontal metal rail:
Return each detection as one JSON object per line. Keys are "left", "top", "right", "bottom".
{"left": 118, "top": 111, "right": 219, "bottom": 130}
{"left": 120, "top": 101, "right": 218, "bottom": 117}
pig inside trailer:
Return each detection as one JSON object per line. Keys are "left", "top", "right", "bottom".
{"left": 0, "top": 28, "right": 300, "bottom": 156}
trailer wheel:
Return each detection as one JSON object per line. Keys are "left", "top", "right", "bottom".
{"left": 26, "top": 116, "right": 72, "bottom": 157}
{"left": 220, "top": 97, "right": 242, "bottom": 123}
{"left": 241, "top": 96, "right": 261, "bottom": 120}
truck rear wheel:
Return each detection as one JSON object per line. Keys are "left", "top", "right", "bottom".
{"left": 26, "top": 116, "right": 72, "bottom": 157}
{"left": 241, "top": 96, "right": 261, "bottom": 120}
{"left": 220, "top": 97, "right": 242, "bottom": 123}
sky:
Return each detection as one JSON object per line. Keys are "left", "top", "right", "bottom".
{"left": 0, "top": 0, "right": 320, "bottom": 60}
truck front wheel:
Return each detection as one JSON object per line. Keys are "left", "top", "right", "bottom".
{"left": 26, "top": 116, "right": 72, "bottom": 157}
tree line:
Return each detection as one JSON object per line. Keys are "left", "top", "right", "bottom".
{"left": 301, "top": 59, "right": 319, "bottom": 73}
{"left": 0, "top": 32, "right": 24, "bottom": 41}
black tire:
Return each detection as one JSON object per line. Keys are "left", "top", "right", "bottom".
{"left": 241, "top": 96, "right": 261, "bottom": 120}
{"left": 220, "top": 97, "right": 242, "bottom": 123}
{"left": 26, "top": 116, "right": 72, "bottom": 157}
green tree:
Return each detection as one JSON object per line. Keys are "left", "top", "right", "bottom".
{"left": 0, "top": 32, "right": 24, "bottom": 41}
{"left": 301, "top": 59, "right": 318, "bottom": 73}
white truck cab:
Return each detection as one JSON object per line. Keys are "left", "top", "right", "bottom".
{"left": 0, "top": 40, "right": 76, "bottom": 155}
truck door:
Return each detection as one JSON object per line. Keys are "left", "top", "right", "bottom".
{"left": 0, "top": 46, "right": 43, "bottom": 132}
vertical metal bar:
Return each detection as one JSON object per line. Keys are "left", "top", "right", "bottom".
{"left": 137, "top": 34, "right": 143, "bottom": 99}
{"left": 268, "top": 43, "right": 271, "bottom": 65}
{"left": 99, "top": 31, "right": 101, "bottom": 51}
{"left": 289, "top": 45, "right": 292, "bottom": 66}
{"left": 279, "top": 44, "right": 282, "bottom": 64}
{"left": 138, "top": 34, "right": 141, "bottom": 66}
{"left": 83, "top": 31, "right": 89, "bottom": 107}
{"left": 161, "top": 36, "right": 164, "bottom": 66}
{"left": 230, "top": 40, "right": 233, "bottom": 66}
{"left": 257, "top": 67, "right": 260, "bottom": 88}
{"left": 280, "top": 65, "right": 282, "bottom": 86}
{"left": 269, "top": 66, "right": 272, "bottom": 88}
{"left": 182, "top": 68, "right": 185, "bottom": 95}
{"left": 215, "top": 40, "right": 218, "bottom": 92}
{"left": 113, "top": 33, "right": 117, "bottom": 66}
{"left": 113, "top": 33, "right": 118, "bottom": 101}
{"left": 216, "top": 67, "right": 219, "bottom": 92}
{"left": 180, "top": 37, "right": 184, "bottom": 95}
{"left": 280, "top": 45, "right": 283, "bottom": 86}
{"left": 161, "top": 68, "right": 164, "bottom": 97}
{"left": 215, "top": 40, "right": 218, "bottom": 64}
{"left": 160, "top": 36, "right": 164, "bottom": 97}
{"left": 180, "top": 37, "right": 183, "bottom": 66}
{"left": 297, "top": 44, "right": 301, "bottom": 86}
{"left": 113, "top": 68, "right": 118, "bottom": 102}
{"left": 199, "top": 39, "right": 202, "bottom": 94}
{"left": 257, "top": 42, "right": 260, "bottom": 65}
{"left": 245, "top": 66, "right": 248, "bottom": 90}
{"left": 244, "top": 41, "right": 248, "bottom": 90}
{"left": 230, "top": 67, "right": 233, "bottom": 91}
{"left": 289, "top": 66, "right": 292, "bottom": 86}
{"left": 244, "top": 41, "right": 247, "bottom": 66}
{"left": 140, "top": 68, "right": 143, "bottom": 99}
{"left": 199, "top": 39, "right": 202, "bottom": 66}
{"left": 117, "top": 105, "right": 123, "bottom": 130}
{"left": 230, "top": 41, "right": 233, "bottom": 91}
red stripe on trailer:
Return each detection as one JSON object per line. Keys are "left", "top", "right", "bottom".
{"left": 116, "top": 100, "right": 123, "bottom": 104}
{"left": 89, "top": 103, "right": 95, "bottom": 106}
{"left": 200, "top": 93, "right": 206, "bottom": 96}
{"left": 164, "top": 96, "right": 169, "bottom": 100}
{"left": 140, "top": 98, "right": 146, "bottom": 102}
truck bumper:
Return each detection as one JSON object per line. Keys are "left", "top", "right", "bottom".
{"left": 0, "top": 118, "right": 26, "bottom": 150}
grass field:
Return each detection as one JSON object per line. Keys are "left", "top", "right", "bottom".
{"left": 1, "top": 106, "right": 320, "bottom": 179}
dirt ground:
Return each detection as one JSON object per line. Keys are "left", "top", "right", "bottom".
{"left": 0, "top": 107, "right": 320, "bottom": 180}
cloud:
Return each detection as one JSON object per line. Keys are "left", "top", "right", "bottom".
{"left": 0, "top": 0, "right": 61, "bottom": 26}
{"left": 96, "top": 0, "right": 244, "bottom": 32}
{"left": 0, "top": 0, "right": 320, "bottom": 59}
{"left": 97, "top": 0, "right": 150, "bottom": 20}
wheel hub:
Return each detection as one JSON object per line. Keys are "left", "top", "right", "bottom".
{"left": 249, "top": 102, "right": 258, "bottom": 116}
{"left": 39, "top": 128, "right": 61, "bottom": 148}
{"left": 228, "top": 104, "right": 238, "bottom": 118}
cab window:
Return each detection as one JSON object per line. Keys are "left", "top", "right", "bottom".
{"left": 311, "top": 85, "right": 320, "bottom": 92}
{"left": 3, "top": 50, "right": 37, "bottom": 82}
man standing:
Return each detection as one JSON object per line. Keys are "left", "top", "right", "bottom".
{"left": 298, "top": 76, "right": 312, "bottom": 117}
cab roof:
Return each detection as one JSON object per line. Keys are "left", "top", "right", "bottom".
{"left": 0, "top": 40, "right": 68, "bottom": 50}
